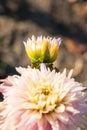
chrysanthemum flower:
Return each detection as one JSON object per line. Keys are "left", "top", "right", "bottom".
{"left": 24, "top": 36, "right": 61, "bottom": 63}
{"left": 0, "top": 64, "right": 87, "bottom": 130}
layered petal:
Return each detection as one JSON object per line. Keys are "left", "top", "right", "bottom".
{"left": 0, "top": 64, "right": 87, "bottom": 130}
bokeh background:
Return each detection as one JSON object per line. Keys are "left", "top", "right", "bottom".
{"left": 0, "top": 0, "right": 87, "bottom": 103}
{"left": 0, "top": 0, "right": 87, "bottom": 129}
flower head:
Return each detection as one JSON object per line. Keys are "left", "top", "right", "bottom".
{"left": 24, "top": 36, "right": 61, "bottom": 63}
{"left": 0, "top": 64, "right": 87, "bottom": 130}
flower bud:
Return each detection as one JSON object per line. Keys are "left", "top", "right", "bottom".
{"left": 24, "top": 36, "right": 61, "bottom": 63}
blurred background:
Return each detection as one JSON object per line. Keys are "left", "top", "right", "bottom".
{"left": 0, "top": 0, "right": 87, "bottom": 100}
{"left": 0, "top": 1, "right": 87, "bottom": 129}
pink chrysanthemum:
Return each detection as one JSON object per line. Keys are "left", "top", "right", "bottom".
{"left": 0, "top": 64, "right": 87, "bottom": 130}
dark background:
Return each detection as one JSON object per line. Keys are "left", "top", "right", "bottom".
{"left": 0, "top": 1, "right": 87, "bottom": 129}
{"left": 0, "top": 0, "right": 87, "bottom": 103}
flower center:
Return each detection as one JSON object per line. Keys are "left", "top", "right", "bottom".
{"left": 30, "top": 80, "right": 60, "bottom": 114}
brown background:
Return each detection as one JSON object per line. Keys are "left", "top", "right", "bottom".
{"left": 0, "top": 0, "right": 87, "bottom": 104}
{"left": 0, "top": 1, "right": 87, "bottom": 129}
